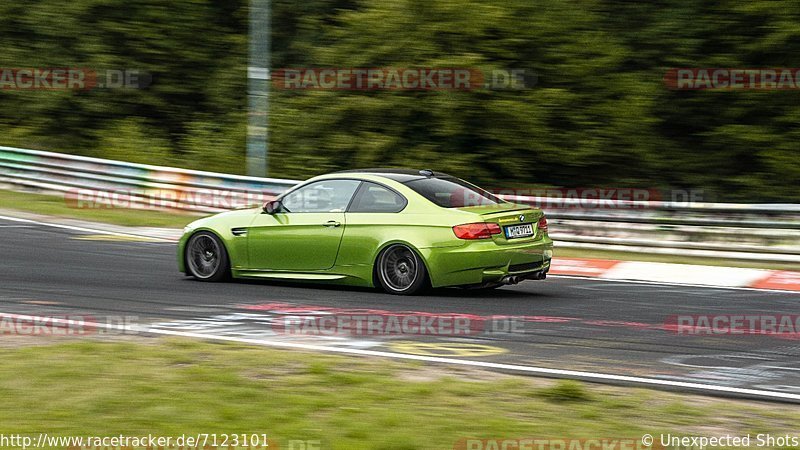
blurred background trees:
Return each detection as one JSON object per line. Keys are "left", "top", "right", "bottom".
{"left": 0, "top": 0, "right": 798, "bottom": 201}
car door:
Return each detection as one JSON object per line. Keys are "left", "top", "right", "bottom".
{"left": 336, "top": 181, "right": 409, "bottom": 266}
{"left": 247, "top": 179, "right": 361, "bottom": 271}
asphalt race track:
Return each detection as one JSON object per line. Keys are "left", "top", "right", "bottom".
{"left": 2, "top": 216, "right": 800, "bottom": 402}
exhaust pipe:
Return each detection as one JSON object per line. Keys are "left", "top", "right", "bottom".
{"left": 501, "top": 271, "right": 547, "bottom": 285}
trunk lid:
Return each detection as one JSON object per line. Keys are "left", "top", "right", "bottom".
{"left": 457, "top": 203, "right": 545, "bottom": 245}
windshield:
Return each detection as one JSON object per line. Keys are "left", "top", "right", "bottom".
{"left": 404, "top": 176, "right": 503, "bottom": 208}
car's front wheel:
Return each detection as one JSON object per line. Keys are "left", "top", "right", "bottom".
{"left": 376, "top": 244, "right": 429, "bottom": 295}
{"left": 185, "top": 231, "right": 230, "bottom": 282}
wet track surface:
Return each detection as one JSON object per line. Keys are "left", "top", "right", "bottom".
{"left": 2, "top": 217, "right": 800, "bottom": 400}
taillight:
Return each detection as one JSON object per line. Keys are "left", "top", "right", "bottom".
{"left": 453, "top": 222, "right": 502, "bottom": 240}
{"left": 538, "top": 216, "right": 548, "bottom": 234}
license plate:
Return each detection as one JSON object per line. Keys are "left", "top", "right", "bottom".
{"left": 504, "top": 223, "right": 534, "bottom": 239}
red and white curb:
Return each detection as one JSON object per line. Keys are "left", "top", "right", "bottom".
{"left": 550, "top": 258, "right": 800, "bottom": 292}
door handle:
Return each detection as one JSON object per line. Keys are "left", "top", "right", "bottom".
{"left": 323, "top": 221, "right": 341, "bottom": 228}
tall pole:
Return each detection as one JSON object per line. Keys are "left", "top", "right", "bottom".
{"left": 247, "top": 0, "right": 270, "bottom": 177}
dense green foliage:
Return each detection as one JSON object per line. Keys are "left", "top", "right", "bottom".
{"left": 1, "top": 0, "right": 798, "bottom": 201}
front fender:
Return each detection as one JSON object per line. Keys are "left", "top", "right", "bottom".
{"left": 177, "top": 209, "right": 260, "bottom": 274}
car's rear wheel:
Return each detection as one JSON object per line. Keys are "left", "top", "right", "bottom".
{"left": 185, "top": 231, "right": 230, "bottom": 282}
{"left": 376, "top": 244, "right": 428, "bottom": 295}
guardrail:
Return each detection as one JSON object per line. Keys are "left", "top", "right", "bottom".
{"left": 0, "top": 146, "right": 296, "bottom": 214}
{"left": 2, "top": 145, "right": 800, "bottom": 262}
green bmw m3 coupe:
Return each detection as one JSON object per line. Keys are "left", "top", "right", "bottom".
{"left": 178, "top": 169, "right": 553, "bottom": 295}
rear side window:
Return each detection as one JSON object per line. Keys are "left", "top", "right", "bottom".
{"left": 349, "top": 182, "right": 407, "bottom": 213}
{"left": 404, "top": 177, "right": 502, "bottom": 208}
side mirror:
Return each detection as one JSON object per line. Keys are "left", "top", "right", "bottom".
{"left": 263, "top": 200, "right": 282, "bottom": 214}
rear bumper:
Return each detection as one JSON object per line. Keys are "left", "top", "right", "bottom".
{"left": 422, "top": 236, "right": 554, "bottom": 288}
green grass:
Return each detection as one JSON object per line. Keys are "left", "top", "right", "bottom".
{"left": 0, "top": 338, "right": 797, "bottom": 449}
{"left": 556, "top": 247, "right": 800, "bottom": 271}
{"left": 0, "top": 189, "right": 200, "bottom": 228}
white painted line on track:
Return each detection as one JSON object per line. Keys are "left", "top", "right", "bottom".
{"left": 549, "top": 275, "right": 800, "bottom": 295}
{"left": 2, "top": 312, "right": 799, "bottom": 403}
{"left": 0, "top": 214, "right": 174, "bottom": 243}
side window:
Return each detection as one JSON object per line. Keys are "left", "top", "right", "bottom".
{"left": 281, "top": 179, "right": 361, "bottom": 213}
{"left": 349, "top": 182, "right": 407, "bottom": 213}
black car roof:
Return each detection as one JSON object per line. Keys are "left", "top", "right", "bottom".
{"left": 334, "top": 168, "right": 452, "bottom": 182}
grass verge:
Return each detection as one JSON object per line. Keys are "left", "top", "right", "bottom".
{"left": 0, "top": 338, "right": 797, "bottom": 449}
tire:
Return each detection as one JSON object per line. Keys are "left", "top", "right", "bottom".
{"left": 185, "top": 231, "right": 230, "bottom": 282}
{"left": 375, "top": 244, "right": 429, "bottom": 295}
